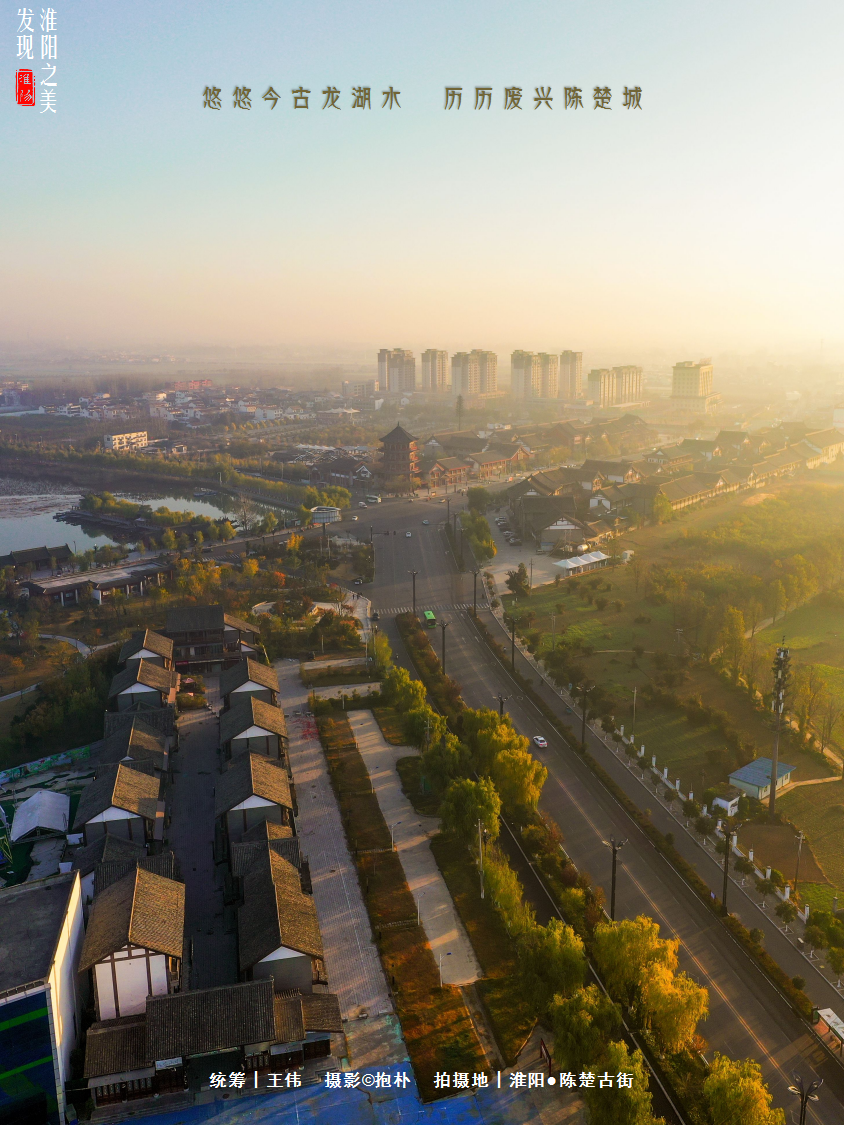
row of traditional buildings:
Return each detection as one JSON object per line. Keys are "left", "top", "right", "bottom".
{"left": 0, "top": 605, "right": 340, "bottom": 1121}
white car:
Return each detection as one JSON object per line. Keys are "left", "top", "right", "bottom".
{"left": 422, "top": 519, "right": 429, "bottom": 525}
{"left": 533, "top": 736, "right": 548, "bottom": 748}
{"left": 351, "top": 515, "right": 359, "bottom": 521}
{"left": 405, "top": 531, "right": 412, "bottom": 537}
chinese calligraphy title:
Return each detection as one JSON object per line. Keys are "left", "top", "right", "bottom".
{"left": 201, "top": 85, "right": 642, "bottom": 111}
{"left": 16, "top": 7, "right": 57, "bottom": 112}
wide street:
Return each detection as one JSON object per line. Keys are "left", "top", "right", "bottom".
{"left": 357, "top": 491, "right": 844, "bottom": 1124}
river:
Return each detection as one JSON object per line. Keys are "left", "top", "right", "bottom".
{"left": 0, "top": 475, "right": 242, "bottom": 555}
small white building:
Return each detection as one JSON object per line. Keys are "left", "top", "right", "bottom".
{"left": 552, "top": 550, "right": 610, "bottom": 578}
{"left": 78, "top": 866, "right": 184, "bottom": 1021}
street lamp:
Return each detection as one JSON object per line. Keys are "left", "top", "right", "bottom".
{"left": 578, "top": 683, "right": 594, "bottom": 750}
{"left": 602, "top": 837, "right": 626, "bottom": 920}
{"left": 788, "top": 1073, "right": 822, "bottom": 1125}
{"left": 408, "top": 569, "right": 418, "bottom": 618}
{"left": 416, "top": 890, "right": 426, "bottom": 926}
{"left": 438, "top": 951, "right": 452, "bottom": 988}
{"left": 389, "top": 820, "right": 402, "bottom": 850}
{"left": 509, "top": 615, "right": 521, "bottom": 672}
{"left": 471, "top": 569, "right": 480, "bottom": 616}
{"left": 494, "top": 693, "right": 509, "bottom": 720}
{"left": 440, "top": 620, "right": 449, "bottom": 674}
{"left": 794, "top": 829, "right": 805, "bottom": 900}
{"left": 721, "top": 821, "right": 742, "bottom": 915}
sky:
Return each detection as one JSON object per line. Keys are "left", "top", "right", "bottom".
{"left": 2, "top": 1, "right": 843, "bottom": 360}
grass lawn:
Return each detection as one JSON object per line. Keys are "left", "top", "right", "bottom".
{"left": 372, "top": 705, "right": 407, "bottom": 746}
{"left": 315, "top": 714, "right": 486, "bottom": 1095}
{"left": 430, "top": 832, "right": 535, "bottom": 1065}
{"left": 300, "top": 664, "right": 379, "bottom": 688}
{"left": 780, "top": 780, "right": 844, "bottom": 892}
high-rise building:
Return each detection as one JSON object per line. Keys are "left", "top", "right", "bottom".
{"left": 537, "top": 354, "right": 559, "bottom": 399}
{"left": 421, "top": 350, "right": 449, "bottom": 393}
{"left": 672, "top": 359, "right": 713, "bottom": 398}
{"left": 587, "top": 369, "right": 615, "bottom": 409}
{"left": 475, "top": 350, "right": 498, "bottom": 394}
{"left": 377, "top": 349, "right": 416, "bottom": 393}
{"left": 511, "top": 351, "right": 541, "bottom": 398}
{"left": 451, "top": 352, "right": 479, "bottom": 395}
{"left": 342, "top": 379, "right": 379, "bottom": 398}
{"left": 671, "top": 359, "right": 718, "bottom": 414}
{"left": 612, "top": 365, "right": 644, "bottom": 403}
{"left": 559, "top": 351, "right": 583, "bottom": 399}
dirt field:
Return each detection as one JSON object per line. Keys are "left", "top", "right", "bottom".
{"left": 738, "top": 821, "right": 828, "bottom": 884}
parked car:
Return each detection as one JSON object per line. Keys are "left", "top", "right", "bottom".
{"left": 371, "top": 610, "right": 380, "bottom": 620}
{"left": 353, "top": 578, "right": 364, "bottom": 585}
{"left": 350, "top": 515, "right": 359, "bottom": 521}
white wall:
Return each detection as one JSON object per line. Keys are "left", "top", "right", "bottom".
{"left": 47, "top": 872, "right": 84, "bottom": 1124}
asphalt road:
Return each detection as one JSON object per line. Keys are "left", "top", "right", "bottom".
{"left": 361, "top": 493, "right": 844, "bottom": 1125}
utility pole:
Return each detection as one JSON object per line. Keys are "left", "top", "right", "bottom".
{"left": 722, "top": 821, "right": 741, "bottom": 915}
{"left": 579, "top": 683, "right": 593, "bottom": 749}
{"left": 509, "top": 616, "right": 518, "bottom": 672}
{"left": 471, "top": 569, "right": 480, "bottom": 616}
{"left": 631, "top": 686, "right": 637, "bottom": 744}
{"left": 478, "top": 819, "right": 485, "bottom": 899}
{"left": 794, "top": 829, "right": 805, "bottom": 900}
{"left": 769, "top": 643, "right": 791, "bottom": 821}
{"left": 446, "top": 498, "right": 451, "bottom": 525}
{"left": 408, "top": 569, "right": 418, "bottom": 618}
{"left": 602, "top": 837, "right": 626, "bottom": 920}
{"left": 440, "top": 620, "right": 449, "bottom": 674}
{"left": 494, "top": 693, "right": 508, "bottom": 720}
{"left": 551, "top": 613, "right": 556, "bottom": 650}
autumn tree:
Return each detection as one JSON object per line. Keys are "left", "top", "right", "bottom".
{"left": 521, "top": 920, "right": 586, "bottom": 1016}
{"left": 640, "top": 963, "right": 708, "bottom": 1054}
{"left": 491, "top": 747, "right": 548, "bottom": 816}
{"left": 550, "top": 985, "right": 622, "bottom": 1074}
{"left": 592, "top": 916, "right": 679, "bottom": 1011}
{"left": 439, "top": 777, "right": 501, "bottom": 846}
{"left": 703, "top": 1054, "right": 785, "bottom": 1124}
{"left": 583, "top": 1040, "right": 661, "bottom": 1126}
{"left": 717, "top": 606, "right": 746, "bottom": 684}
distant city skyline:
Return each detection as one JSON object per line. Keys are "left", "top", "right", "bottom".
{"left": 2, "top": 1, "right": 842, "bottom": 355}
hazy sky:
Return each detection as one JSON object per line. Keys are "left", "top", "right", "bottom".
{"left": 2, "top": 1, "right": 843, "bottom": 358}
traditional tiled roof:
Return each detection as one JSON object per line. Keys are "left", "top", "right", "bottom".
{"left": 219, "top": 693, "right": 290, "bottom": 747}
{"left": 273, "top": 990, "right": 343, "bottom": 1044}
{"left": 119, "top": 629, "right": 173, "bottom": 665}
{"left": 84, "top": 1015, "right": 149, "bottom": 1078}
{"left": 223, "top": 611, "right": 256, "bottom": 635}
{"left": 95, "top": 718, "right": 168, "bottom": 772}
{"left": 238, "top": 846, "right": 323, "bottom": 969}
{"left": 214, "top": 754, "right": 292, "bottom": 817}
{"left": 242, "top": 819, "right": 296, "bottom": 844}
{"left": 95, "top": 851, "right": 181, "bottom": 897}
{"left": 73, "top": 762, "right": 160, "bottom": 830}
{"left": 107, "top": 659, "right": 177, "bottom": 700}
{"left": 220, "top": 658, "right": 279, "bottom": 699}
{"left": 146, "top": 980, "right": 275, "bottom": 1061}
{"left": 79, "top": 868, "right": 184, "bottom": 971}
{"left": 273, "top": 993, "right": 305, "bottom": 1043}
{"left": 165, "top": 604, "right": 225, "bottom": 633}
{"left": 301, "top": 992, "right": 343, "bottom": 1032}
{"left": 230, "top": 837, "right": 300, "bottom": 877}
{"left": 70, "top": 834, "right": 145, "bottom": 878}
{"left": 380, "top": 424, "right": 418, "bottom": 444}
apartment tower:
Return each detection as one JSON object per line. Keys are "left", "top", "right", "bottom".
{"left": 421, "top": 350, "right": 449, "bottom": 393}
{"left": 559, "top": 351, "right": 583, "bottom": 399}
{"left": 377, "top": 349, "right": 416, "bottom": 393}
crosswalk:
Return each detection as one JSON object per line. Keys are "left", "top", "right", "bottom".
{"left": 373, "top": 601, "right": 488, "bottom": 615}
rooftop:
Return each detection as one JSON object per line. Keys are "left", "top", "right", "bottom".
{"left": 73, "top": 762, "right": 160, "bottom": 830}
{"left": 118, "top": 629, "right": 174, "bottom": 665}
{"left": 108, "top": 659, "right": 178, "bottom": 699}
{"left": 0, "top": 872, "right": 78, "bottom": 994}
{"left": 238, "top": 846, "right": 323, "bottom": 969}
{"left": 146, "top": 980, "right": 275, "bottom": 1061}
{"left": 79, "top": 867, "right": 185, "bottom": 971}
{"left": 219, "top": 696, "right": 288, "bottom": 746}
{"left": 729, "top": 758, "right": 795, "bottom": 789}
{"left": 220, "top": 657, "right": 279, "bottom": 699}
{"left": 10, "top": 789, "right": 70, "bottom": 842}
{"left": 214, "top": 753, "right": 292, "bottom": 817}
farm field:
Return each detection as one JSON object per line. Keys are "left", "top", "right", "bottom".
{"left": 780, "top": 780, "right": 844, "bottom": 892}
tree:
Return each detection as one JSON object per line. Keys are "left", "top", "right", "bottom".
{"left": 629, "top": 555, "right": 645, "bottom": 594}
{"left": 370, "top": 630, "right": 392, "bottom": 675}
{"left": 261, "top": 512, "right": 278, "bottom": 535}
{"left": 769, "top": 580, "right": 786, "bottom": 624}
{"left": 219, "top": 521, "right": 236, "bottom": 541}
{"left": 793, "top": 663, "right": 824, "bottom": 737}
{"left": 745, "top": 598, "right": 764, "bottom": 637}
{"left": 804, "top": 924, "right": 828, "bottom": 954}
{"left": 491, "top": 747, "right": 547, "bottom": 815}
{"left": 652, "top": 493, "right": 674, "bottom": 524}
{"left": 381, "top": 665, "right": 427, "bottom": 713}
{"left": 828, "top": 946, "right": 844, "bottom": 979}
{"left": 583, "top": 1040, "right": 661, "bottom": 1126}
{"left": 775, "top": 901, "right": 797, "bottom": 926}
{"left": 717, "top": 606, "right": 746, "bottom": 684}
{"left": 505, "top": 562, "right": 530, "bottom": 599}
{"left": 640, "top": 963, "right": 708, "bottom": 1054}
{"left": 820, "top": 693, "right": 844, "bottom": 755}
{"left": 439, "top": 777, "right": 501, "bottom": 846}
{"left": 592, "top": 916, "right": 679, "bottom": 1011}
{"left": 161, "top": 528, "right": 177, "bottom": 550}
{"left": 703, "top": 1053, "right": 785, "bottom": 1124}
{"left": 550, "top": 985, "right": 622, "bottom": 1074}
{"left": 521, "top": 920, "right": 586, "bottom": 1016}
{"left": 467, "top": 487, "right": 492, "bottom": 512}
{"left": 420, "top": 731, "right": 469, "bottom": 793}
{"left": 755, "top": 877, "right": 776, "bottom": 907}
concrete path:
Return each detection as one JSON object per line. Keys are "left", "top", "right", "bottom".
{"left": 38, "top": 632, "right": 93, "bottom": 656}
{"left": 274, "top": 660, "right": 407, "bottom": 1071}
{"left": 311, "top": 682, "right": 381, "bottom": 700}
{"left": 347, "top": 710, "right": 482, "bottom": 988}
{"left": 169, "top": 677, "right": 238, "bottom": 990}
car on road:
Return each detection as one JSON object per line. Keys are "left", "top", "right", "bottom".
{"left": 533, "top": 736, "right": 548, "bottom": 748}
{"left": 405, "top": 531, "right": 412, "bottom": 537}
{"left": 350, "top": 515, "right": 359, "bottom": 521}
{"left": 422, "top": 519, "right": 429, "bottom": 525}
{"left": 565, "top": 705, "right": 572, "bottom": 713}
{"left": 371, "top": 611, "right": 380, "bottom": 620}
{"left": 353, "top": 578, "right": 364, "bottom": 585}
{"left": 358, "top": 501, "right": 368, "bottom": 508}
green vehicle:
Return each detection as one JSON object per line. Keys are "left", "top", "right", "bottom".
{"left": 423, "top": 610, "right": 436, "bottom": 628}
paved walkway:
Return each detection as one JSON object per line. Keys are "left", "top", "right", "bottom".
{"left": 275, "top": 660, "right": 407, "bottom": 1071}
{"left": 347, "top": 711, "right": 481, "bottom": 988}
{"left": 168, "top": 677, "right": 238, "bottom": 990}
{"left": 311, "top": 682, "right": 381, "bottom": 700}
